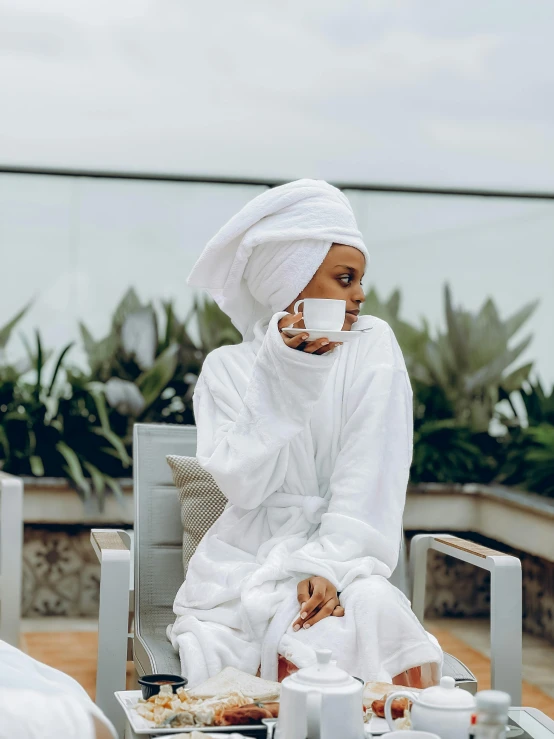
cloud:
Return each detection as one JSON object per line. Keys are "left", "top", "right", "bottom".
{"left": 0, "top": 0, "right": 552, "bottom": 189}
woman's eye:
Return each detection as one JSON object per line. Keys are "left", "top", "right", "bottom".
{"left": 339, "top": 275, "right": 351, "bottom": 285}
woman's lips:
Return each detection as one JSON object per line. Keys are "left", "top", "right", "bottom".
{"left": 344, "top": 311, "right": 359, "bottom": 328}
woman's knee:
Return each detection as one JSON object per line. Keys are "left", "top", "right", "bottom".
{"left": 345, "top": 575, "right": 392, "bottom": 600}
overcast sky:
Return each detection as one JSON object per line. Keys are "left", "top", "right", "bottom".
{"left": 1, "top": 0, "right": 553, "bottom": 190}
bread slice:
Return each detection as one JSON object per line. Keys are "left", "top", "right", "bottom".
{"left": 188, "top": 667, "right": 280, "bottom": 701}
{"left": 363, "top": 681, "right": 422, "bottom": 708}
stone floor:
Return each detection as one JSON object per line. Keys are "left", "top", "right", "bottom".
{"left": 428, "top": 618, "right": 554, "bottom": 701}
{"left": 20, "top": 617, "right": 554, "bottom": 719}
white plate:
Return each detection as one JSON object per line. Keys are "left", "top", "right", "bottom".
{"left": 114, "top": 690, "right": 266, "bottom": 735}
{"left": 281, "top": 328, "right": 363, "bottom": 342}
{"left": 366, "top": 715, "right": 391, "bottom": 734}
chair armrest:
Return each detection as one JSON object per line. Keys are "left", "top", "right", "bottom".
{"left": 91, "top": 529, "right": 128, "bottom": 558}
{"left": 410, "top": 533, "right": 522, "bottom": 704}
{"left": 91, "top": 528, "right": 134, "bottom": 608}
{"left": 0, "top": 472, "right": 24, "bottom": 646}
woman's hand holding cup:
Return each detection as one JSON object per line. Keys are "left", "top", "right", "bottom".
{"left": 278, "top": 313, "right": 341, "bottom": 355}
{"left": 279, "top": 298, "right": 346, "bottom": 354}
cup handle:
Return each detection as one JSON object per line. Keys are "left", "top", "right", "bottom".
{"left": 293, "top": 299, "right": 304, "bottom": 315}
{"left": 384, "top": 690, "right": 417, "bottom": 730}
{"left": 306, "top": 691, "right": 322, "bottom": 739}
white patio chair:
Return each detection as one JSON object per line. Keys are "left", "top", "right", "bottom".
{"left": 0, "top": 471, "right": 24, "bottom": 647}
{"left": 92, "top": 423, "right": 523, "bottom": 735}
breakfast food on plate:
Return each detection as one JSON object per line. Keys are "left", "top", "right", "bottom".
{"left": 362, "top": 681, "right": 420, "bottom": 723}
{"left": 215, "top": 701, "right": 279, "bottom": 726}
{"left": 134, "top": 668, "right": 281, "bottom": 729}
{"left": 135, "top": 684, "right": 251, "bottom": 727}
{"left": 370, "top": 696, "right": 411, "bottom": 719}
{"left": 188, "top": 666, "right": 280, "bottom": 701}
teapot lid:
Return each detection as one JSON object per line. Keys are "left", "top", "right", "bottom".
{"left": 420, "top": 677, "right": 476, "bottom": 708}
{"left": 292, "top": 649, "right": 352, "bottom": 686}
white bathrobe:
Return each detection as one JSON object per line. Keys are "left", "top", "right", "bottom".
{"left": 169, "top": 313, "right": 443, "bottom": 686}
{"left": 0, "top": 641, "right": 117, "bottom": 739}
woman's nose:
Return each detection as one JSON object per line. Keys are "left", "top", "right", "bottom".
{"left": 353, "top": 285, "right": 365, "bottom": 304}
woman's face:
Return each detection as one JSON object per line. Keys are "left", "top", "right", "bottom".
{"left": 287, "top": 244, "right": 365, "bottom": 331}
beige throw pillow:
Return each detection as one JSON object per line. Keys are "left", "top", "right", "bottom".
{"left": 166, "top": 455, "right": 227, "bottom": 576}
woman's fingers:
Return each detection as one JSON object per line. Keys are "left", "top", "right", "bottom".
{"left": 283, "top": 332, "right": 310, "bottom": 349}
{"left": 297, "top": 579, "right": 311, "bottom": 606}
{"left": 292, "top": 600, "right": 345, "bottom": 630}
{"left": 278, "top": 315, "right": 343, "bottom": 356}
{"left": 278, "top": 312, "right": 303, "bottom": 331}
{"left": 292, "top": 579, "right": 312, "bottom": 630}
{"left": 282, "top": 335, "right": 337, "bottom": 355}
{"left": 313, "top": 342, "right": 342, "bottom": 355}
{"left": 302, "top": 598, "right": 340, "bottom": 628}
{"left": 298, "top": 582, "right": 327, "bottom": 621}
{"left": 302, "top": 338, "right": 331, "bottom": 354}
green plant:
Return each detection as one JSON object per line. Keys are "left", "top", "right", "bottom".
{"left": 411, "top": 420, "right": 498, "bottom": 484}
{"left": 78, "top": 289, "right": 237, "bottom": 437}
{"left": 505, "top": 380, "right": 554, "bottom": 427}
{"left": 413, "top": 286, "right": 537, "bottom": 432}
{"left": 0, "top": 302, "right": 31, "bottom": 365}
{"left": 361, "top": 284, "right": 540, "bottom": 486}
{"left": 2, "top": 283, "right": 549, "bottom": 499}
{"left": 0, "top": 330, "right": 129, "bottom": 503}
{"left": 497, "top": 381, "right": 554, "bottom": 497}
{"left": 500, "top": 422, "right": 554, "bottom": 497}
{"left": 193, "top": 296, "right": 242, "bottom": 355}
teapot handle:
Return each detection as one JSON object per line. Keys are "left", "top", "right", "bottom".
{"left": 306, "top": 691, "right": 322, "bottom": 739}
{"left": 384, "top": 690, "right": 418, "bottom": 730}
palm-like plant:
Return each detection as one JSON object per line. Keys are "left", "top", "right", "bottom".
{"left": 412, "top": 285, "right": 537, "bottom": 432}
{"left": 361, "top": 284, "right": 539, "bottom": 484}
{"left": 2, "top": 283, "right": 548, "bottom": 497}
{"left": 193, "top": 296, "right": 242, "bottom": 355}
{"left": 80, "top": 289, "right": 195, "bottom": 429}
{"left": 77, "top": 290, "right": 241, "bottom": 457}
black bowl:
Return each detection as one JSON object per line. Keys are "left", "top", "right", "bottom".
{"left": 138, "top": 673, "right": 188, "bottom": 700}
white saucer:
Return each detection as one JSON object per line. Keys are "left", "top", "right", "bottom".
{"left": 282, "top": 328, "right": 363, "bottom": 342}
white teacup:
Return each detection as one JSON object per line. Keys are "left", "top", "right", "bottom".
{"left": 294, "top": 298, "right": 346, "bottom": 331}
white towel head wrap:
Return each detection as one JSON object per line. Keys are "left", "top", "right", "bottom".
{"left": 188, "top": 179, "right": 369, "bottom": 339}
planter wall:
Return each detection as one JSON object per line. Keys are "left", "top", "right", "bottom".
{"left": 21, "top": 477, "right": 132, "bottom": 618}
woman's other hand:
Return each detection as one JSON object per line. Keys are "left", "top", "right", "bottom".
{"left": 278, "top": 313, "right": 341, "bottom": 355}
{"left": 292, "top": 576, "right": 344, "bottom": 631}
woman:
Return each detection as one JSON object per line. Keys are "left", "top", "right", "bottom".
{"left": 168, "top": 179, "right": 442, "bottom": 688}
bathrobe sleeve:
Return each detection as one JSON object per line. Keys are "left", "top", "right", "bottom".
{"left": 193, "top": 313, "right": 336, "bottom": 509}
{"left": 287, "top": 320, "right": 413, "bottom": 591}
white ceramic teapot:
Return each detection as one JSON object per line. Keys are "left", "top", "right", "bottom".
{"left": 385, "top": 676, "right": 475, "bottom": 739}
{"left": 276, "top": 649, "right": 365, "bottom": 739}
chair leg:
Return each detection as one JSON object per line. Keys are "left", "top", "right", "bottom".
{"left": 491, "top": 557, "right": 522, "bottom": 704}
{"left": 0, "top": 475, "right": 23, "bottom": 647}
{"left": 95, "top": 546, "right": 131, "bottom": 739}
